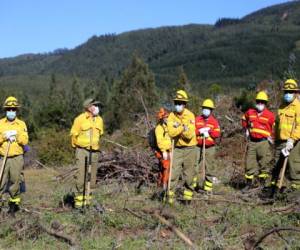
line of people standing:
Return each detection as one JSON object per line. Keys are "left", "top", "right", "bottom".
{"left": 154, "top": 78, "right": 300, "bottom": 204}
{"left": 0, "top": 78, "right": 299, "bottom": 213}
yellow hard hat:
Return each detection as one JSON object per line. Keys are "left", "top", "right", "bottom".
{"left": 202, "top": 99, "right": 215, "bottom": 109}
{"left": 173, "top": 90, "right": 189, "bottom": 102}
{"left": 256, "top": 91, "right": 268, "bottom": 102}
{"left": 3, "top": 96, "right": 20, "bottom": 108}
{"left": 283, "top": 79, "right": 299, "bottom": 91}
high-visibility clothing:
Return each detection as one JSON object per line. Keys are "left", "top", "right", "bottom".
{"left": 273, "top": 142, "right": 300, "bottom": 187}
{"left": 242, "top": 108, "right": 275, "bottom": 139}
{"left": 167, "top": 108, "right": 197, "bottom": 147}
{"left": 0, "top": 155, "right": 24, "bottom": 197}
{"left": 155, "top": 123, "right": 171, "bottom": 152}
{"left": 9, "top": 196, "right": 21, "bottom": 205}
{"left": 276, "top": 98, "right": 300, "bottom": 141}
{"left": 74, "top": 194, "right": 92, "bottom": 208}
{"left": 245, "top": 140, "right": 273, "bottom": 180}
{"left": 74, "top": 148, "right": 99, "bottom": 193}
{"left": 0, "top": 118, "right": 28, "bottom": 157}
{"left": 70, "top": 112, "right": 104, "bottom": 150}
{"left": 154, "top": 150, "right": 170, "bottom": 187}
{"left": 195, "top": 115, "right": 221, "bottom": 147}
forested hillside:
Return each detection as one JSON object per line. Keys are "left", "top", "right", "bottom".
{"left": 0, "top": 1, "right": 300, "bottom": 141}
{"left": 1, "top": 1, "right": 300, "bottom": 88}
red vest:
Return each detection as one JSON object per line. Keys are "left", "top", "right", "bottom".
{"left": 195, "top": 115, "right": 221, "bottom": 147}
{"left": 242, "top": 108, "right": 275, "bottom": 139}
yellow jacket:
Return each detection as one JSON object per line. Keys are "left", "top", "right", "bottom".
{"left": 70, "top": 112, "right": 104, "bottom": 150}
{"left": 167, "top": 108, "right": 197, "bottom": 147}
{"left": 0, "top": 117, "right": 28, "bottom": 157}
{"left": 155, "top": 123, "right": 171, "bottom": 152}
{"left": 276, "top": 97, "right": 300, "bottom": 141}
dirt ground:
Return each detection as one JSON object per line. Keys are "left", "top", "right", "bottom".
{"left": 0, "top": 151, "right": 299, "bottom": 250}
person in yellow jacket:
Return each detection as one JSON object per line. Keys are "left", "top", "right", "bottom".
{"left": 0, "top": 96, "right": 28, "bottom": 213}
{"left": 70, "top": 98, "right": 104, "bottom": 208}
{"left": 273, "top": 79, "right": 300, "bottom": 194}
{"left": 167, "top": 90, "right": 197, "bottom": 204}
{"left": 154, "top": 108, "right": 171, "bottom": 191}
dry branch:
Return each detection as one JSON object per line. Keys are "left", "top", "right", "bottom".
{"left": 143, "top": 209, "right": 197, "bottom": 249}
{"left": 39, "top": 222, "right": 77, "bottom": 246}
{"left": 251, "top": 227, "right": 300, "bottom": 249}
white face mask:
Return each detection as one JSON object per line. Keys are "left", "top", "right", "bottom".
{"left": 202, "top": 108, "right": 211, "bottom": 117}
{"left": 6, "top": 111, "right": 16, "bottom": 121}
{"left": 92, "top": 106, "right": 99, "bottom": 116}
{"left": 175, "top": 104, "right": 184, "bottom": 113}
{"left": 283, "top": 93, "right": 294, "bottom": 103}
{"left": 255, "top": 104, "right": 265, "bottom": 112}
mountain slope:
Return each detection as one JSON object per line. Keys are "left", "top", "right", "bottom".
{"left": 1, "top": 1, "right": 300, "bottom": 89}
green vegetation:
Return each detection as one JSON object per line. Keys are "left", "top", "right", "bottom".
{"left": 0, "top": 1, "right": 299, "bottom": 164}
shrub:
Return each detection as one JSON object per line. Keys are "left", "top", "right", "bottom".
{"left": 35, "top": 128, "right": 74, "bottom": 166}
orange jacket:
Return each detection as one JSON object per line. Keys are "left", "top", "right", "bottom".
{"left": 242, "top": 108, "right": 275, "bottom": 139}
{"left": 195, "top": 115, "right": 221, "bottom": 147}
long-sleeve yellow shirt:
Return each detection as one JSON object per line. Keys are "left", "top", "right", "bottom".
{"left": 70, "top": 112, "right": 104, "bottom": 150}
{"left": 167, "top": 108, "right": 197, "bottom": 147}
{"left": 0, "top": 117, "right": 29, "bottom": 157}
{"left": 276, "top": 97, "right": 300, "bottom": 141}
{"left": 155, "top": 123, "right": 172, "bottom": 152}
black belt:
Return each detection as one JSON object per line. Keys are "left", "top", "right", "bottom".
{"left": 175, "top": 146, "right": 195, "bottom": 149}
{"left": 77, "top": 146, "right": 99, "bottom": 153}
{"left": 250, "top": 137, "right": 267, "bottom": 142}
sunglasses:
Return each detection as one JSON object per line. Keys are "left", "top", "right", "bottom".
{"left": 174, "top": 101, "right": 186, "bottom": 105}
{"left": 6, "top": 108, "right": 17, "bottom": 111}
{"left": 284, "top": 90, "right": 296, "bottom": 94}
{"left": 256, "top": 100, "right": 266, "bottom": 104}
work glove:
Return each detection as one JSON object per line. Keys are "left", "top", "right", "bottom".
{"left": 173, "top": 121, "right": 180, "bottom": 128}
{"left": 286, "top": 138, "right": 294, "bottom": 151}
{"left": 267, "top": 136, "right": 274, "bottom": 145}
{"left": 4, "top": 130, "right": 17, "bottom": 142}
{"left": 199, "top": 127, "right": 210, "bottom": 138}
{"left": 281, "top": 147, "right": 290, "bottom": 157}
{"left": 23, "top": 145, "right": 30, "bottom": 153}
{"left": 183, "top": 124, "right": 188, "bottom": 132}
{"left": 245, "top": 129, "right": 250, "bottom": 139}
{"left": 162, "top": 151, "right": 168, "bottom": 160}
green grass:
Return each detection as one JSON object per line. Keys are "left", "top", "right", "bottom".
{"left": 0, "top": 164, "right": 299, "bottom": 249}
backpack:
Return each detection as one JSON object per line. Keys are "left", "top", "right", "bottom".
{"left": 147, "top": 127, "right": 159, "bottom": 151}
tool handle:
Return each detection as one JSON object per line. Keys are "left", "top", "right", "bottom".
{"left": 167, "top": 140, "right": 175, "bottom": 194}
{"left": 82, "top": 156, "right": 88, "bottom": 208}
{"left": 0, "top": 141, "right": 11, "bottom": 185}
{"left": 202, "top": 137, "right": 206, "bottom": 182}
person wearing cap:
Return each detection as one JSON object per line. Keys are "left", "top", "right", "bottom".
{"left": 273, "top": 79, "right": 300, "bottom": 193}
{"left": 154, "top": 108, "right": 171, "bottom": 191}
{"left": 0, "top": 96, "right": 29, "bottom": 213}
{"left": 194, "top": 99, "right": 221, "bottom": 192}
{"left": 166, "top": 90, "right": 197, "bottom": 204}
{"left": 241, "top": 91, "right": 275, "bottom": 192}
{"left": 70, "top": 98, "right": 104, "bottom": 208}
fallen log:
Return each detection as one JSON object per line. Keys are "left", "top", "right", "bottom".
{"left": 143, "top": 209, "right": 197, "bottom": 249}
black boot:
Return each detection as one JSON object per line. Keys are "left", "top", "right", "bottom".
{"left": 8, "top": 201, "right": 20, "bottom": 214}
{"left": 241, "top": 179, "right": 255, "bottom": 193}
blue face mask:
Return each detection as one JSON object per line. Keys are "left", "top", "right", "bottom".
{"left": 175, "top": 104, "right": 184, "bottom": 113}
{"left": 6, "top": 111, "right": 16, "bottom": 121}
{"left": 283, "top": 93, "right": 294, "bottom": 103}
{"left": 202, "top": 108, "right": 211, "bottom": 117}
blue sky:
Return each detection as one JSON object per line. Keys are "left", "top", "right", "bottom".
{"left": 0, "top": 0, "right": 291, "bottom": 58}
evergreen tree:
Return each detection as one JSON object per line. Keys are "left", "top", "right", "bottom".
{"left": 177, "top": 66, "right": 191, "bottom": 92}
{"left": 107, "top": 55, "right": 158, "bottom": 131}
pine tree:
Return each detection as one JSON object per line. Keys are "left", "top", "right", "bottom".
{"left": 177, "top": 66, "right": 191, "bottom": 92}
{"left": 107, "top": 55, "right": 158, "bottom": 131}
